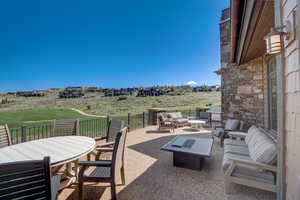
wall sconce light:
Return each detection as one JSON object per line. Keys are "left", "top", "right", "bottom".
{"left": 264, "top": 20, "right": 292, "bottom": 55}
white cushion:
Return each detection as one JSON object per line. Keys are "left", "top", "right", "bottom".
{"left": 224, "top": 139, "right": 247, "bottom": 147}
{"left": 248, "top": 130, "right": 277, "bottom": 164}
{"left": 167, "top": 112, "right": 183, "bottom": 119}
{"left": 228, "top": 131, "right": 247, "bottom": 138}
{"left": 224, "top": 145, "right": 249, "bottom": 156}
{"left": 245, "top": 125, "right": 260, "bottom": 145}
{"left": 224, "top": 119, "right": 240, "bottom": 130}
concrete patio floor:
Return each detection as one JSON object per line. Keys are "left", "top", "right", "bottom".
{"left": 58, "top": 125, "right": 276, "bottom": 200}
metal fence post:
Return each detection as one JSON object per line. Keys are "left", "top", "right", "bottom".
{"left": 106, "top": 115, "right": 110, "bottom": 135}
{"left": 21, "top": 126, "right": 27, "bottom": 143}
{"left": 142, "top": 112, "right": 145, "bottom": 128}
{"left": 128, "top": 113, "right": 131, "bottom": 132}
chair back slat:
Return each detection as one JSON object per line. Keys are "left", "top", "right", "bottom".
{"left": 0, "top": 157, "right": 52, "bottom": 200}
{"left": 53, "top": 119, "right": 79, "bottom": 136}
{"left": 0, "top": 125, "right": 11, "bottom": 148}
{"left": 107, "top": 120, "right": 123, "bottom": 142}
{"left": 111, "top": 127, "right": 128, "bottom": 178}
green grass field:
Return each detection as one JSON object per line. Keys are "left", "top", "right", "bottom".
{"left": 0, "top": 91, "right": 221, "bottom": 128}
{"left": 0, "top": 108, "right": 93, "bottom": 128}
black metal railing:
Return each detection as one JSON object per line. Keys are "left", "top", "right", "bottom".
{"left": 128, "top": 112, "right": 147, "bottom": 131}
{"left": 79, "top": 117, "right": 108, "bottom": 138}
{"left": 9, "top": 111, "right": 149, "bottom": 144}
{"left": 10, "top": 124, "right": 52, "bottom": 145}
{"left": 8, "top": 108, "right": 219, "bottom": 145}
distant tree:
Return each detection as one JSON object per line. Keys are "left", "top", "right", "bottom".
{"left": 201, "top": 85, "right": 210, "bottom": 92}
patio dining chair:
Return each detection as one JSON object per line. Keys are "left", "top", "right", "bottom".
{"left": 198, "top": 112, "right": 212, "bottom": 127}
{"left": 0, "top": 124, "right": 11, "bottom": 148}
{"left": 52, "top": 119, "right": 79, "bottom": 178}
{"left": 78, "top": 127, "right": 128, "bottom": 200}
{"left": 0, "top": 157, "right": 61, "bottom": 200}
{"left": 88, "top": 119, "right": 124, "bottom": 161}
{"left": 52, "top": 119, "right": 79, "bottom": 137}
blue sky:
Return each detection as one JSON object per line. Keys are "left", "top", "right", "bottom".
{"left": 0, "top": 0, "right": 229, "bottom": 92}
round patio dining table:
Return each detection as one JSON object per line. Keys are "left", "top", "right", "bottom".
{"left": 0, "top": 136, "right": 95, "bottom": 166}
{"left": 0, "top": 136, "right": 96, "bottom": 190}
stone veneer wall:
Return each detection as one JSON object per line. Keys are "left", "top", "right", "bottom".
{"left": 281, "top": 0, "right": 300, "bottom": 199}
{"left": 221, "top": 57, "right": 266, "bottom": 128}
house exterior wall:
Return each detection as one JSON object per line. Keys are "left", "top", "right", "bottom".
{"left": 221, "top": 57, "right": 266, "bottom": 128}
{"left": 281, "top": 0, "right": 300, "bottom": 199}
{"left": 220, "top": 0, "right": 300, "bottom": 198}
{"left": 219, "top": 8, "right": 267, "bottom": 127}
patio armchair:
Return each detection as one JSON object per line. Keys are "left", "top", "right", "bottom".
{"left": 157, "top": 113, "right": 175, "bottom": 132}
{"left": 212, "top": 119, "right": 243, "bottom": 147}
{"left": 222, "top": 126, "right": 277, "bottom": 193}
{"left": 89, "top": 119, "right": 124, "bottom": 161}
{"left": 0, "top": 124, "right": 11, "bottom": 148}
{"left": 167, "top": 112, "right": 188, "bottom": 128}
{"left": 0, "top": 156, "right": 61, "bottom": 200}
{"left": 52, "top": 119, "right": 79, "bottom": 136}
{"left": 198, "top": 112, "right": 212, "bottom": 127}
{"left": 78, "top": 127, "right": 128, "bottom": 200}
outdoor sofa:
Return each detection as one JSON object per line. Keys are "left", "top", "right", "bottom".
{"left": 222, "top": 125, "right": 277, "bottom": 193}
{"left": 167, "top": 112, "right": 189, "bottom": 128}
{"left": 157, "top": 113, "right": 175, "bottom": 132}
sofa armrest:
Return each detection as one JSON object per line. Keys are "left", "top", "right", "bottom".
{"left": 228, "top": 131, "right": 247, "bottom": 139}
{"left": 214, "top": 125, "right": 224, "bottom": 129}
{"left": 232, "top": 158, "right": 277, "bottom": 172}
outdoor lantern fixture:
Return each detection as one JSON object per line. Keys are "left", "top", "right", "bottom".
{"left": 264, "top": 20, "right": 292, "bottom": 55}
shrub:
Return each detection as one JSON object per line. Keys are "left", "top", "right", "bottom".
{"left": 117, "top": 97, "right": 127, "bottom": 101}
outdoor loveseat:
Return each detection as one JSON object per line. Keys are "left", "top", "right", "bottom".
{"left": 222, "top": 125, "right": 277, "bottom": 193}
{"left": 167, "top": 112, "right": 188, "bottom": 128}
{"left": 157, "top": 113, "right": 175, "bottom": 132}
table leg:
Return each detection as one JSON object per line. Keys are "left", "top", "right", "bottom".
{"left": 74, "top": 159, "right": 79, "bottom": 181}
{"left": 57, "top": 162, "right": 78, "bottom": 191}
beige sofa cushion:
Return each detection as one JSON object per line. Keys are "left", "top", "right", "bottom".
{"left": 167, "top": 112, "right": 183, "bottom": 119}
{"left": 224, "top": 145, "right": 249, "bottom": 156}
{"left": 225, "top": 119, "right": 240, "bottom": 130}
{"left": 224, "top": 139, "right": 247, "bottom": 147}
{"left": 175, "top": 118, "right": 188, "bottom": 123}
{"left": 222, "top": 152, "right": 253, "bottom": 172}
{"left": 245, "top": 125, "right": 261, "bottom": 145}
{"left": 248, "top": 130, "right": 277, "bottom": 164}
